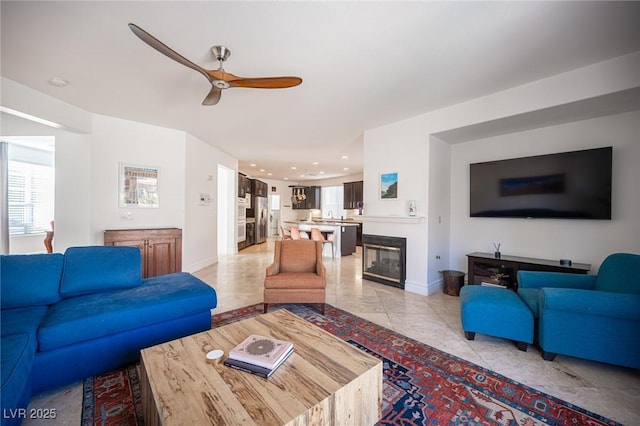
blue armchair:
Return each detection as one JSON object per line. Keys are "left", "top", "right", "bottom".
{"left": 518, "top": 253, "right": 640, "bottom": 369}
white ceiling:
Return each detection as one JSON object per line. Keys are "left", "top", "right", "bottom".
{"left": 2, "top": 1, "right": 640, "bottom": 182}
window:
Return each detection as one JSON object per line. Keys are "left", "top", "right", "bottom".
{"left": 6, "top": 140, "right": 55, "bottom": 235}
{"left": 321, "top": 185, "right": 343, "bottom": 218}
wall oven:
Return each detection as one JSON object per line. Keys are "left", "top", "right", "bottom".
{"left": 237, "top": 197, "right": 247, "bottom": 242}
{"left": 237, "top": 220, "right": 246, "bottom": 242}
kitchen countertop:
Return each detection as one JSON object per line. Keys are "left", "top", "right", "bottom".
{"left": 285, "top": 220, "right": 361, "bottom": 227}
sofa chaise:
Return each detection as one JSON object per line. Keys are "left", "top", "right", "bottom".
{"left": 1, "top": 246, "right": 217, "bottom": 425}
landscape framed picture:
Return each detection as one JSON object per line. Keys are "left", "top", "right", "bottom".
{"left": 119, "top": 164, "right": 160, "bottom": 208}
{"left": 380, "top": 172, "right": 398, "bottom": 199}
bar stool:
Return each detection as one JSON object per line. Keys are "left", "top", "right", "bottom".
{"left": 311, "top": 228, "right": 335, "bottom": 258}
{"left": 289, "top": 226, "right": 302, "bottom": 240}
{"left": 280, "top": 226, "right": 292, "bottom": 240}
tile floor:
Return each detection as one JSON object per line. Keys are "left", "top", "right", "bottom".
{"left": 25, "top": 238, "right": 640, "bottom": 425}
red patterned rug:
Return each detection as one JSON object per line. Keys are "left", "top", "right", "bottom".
{"left": 82, "top": 303, "right": 620, "bottom": 425}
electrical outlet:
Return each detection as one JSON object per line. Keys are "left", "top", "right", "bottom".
{"left": 436, "top": 255, "right": 441, "bottom": 260}
{"left": 121, "top": 212, "right": 134, "bottom": 220}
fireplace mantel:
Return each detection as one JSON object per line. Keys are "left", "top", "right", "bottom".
{"left": 359, "top": 215, "right": 424, "bottom": 224}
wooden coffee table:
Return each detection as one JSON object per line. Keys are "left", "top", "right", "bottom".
{"left": 140, "top": 309, "right": 382, "bottom": 425}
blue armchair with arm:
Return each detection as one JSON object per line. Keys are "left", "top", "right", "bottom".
{"left": 517, "top": 253, "right": 640, "bottom": 369}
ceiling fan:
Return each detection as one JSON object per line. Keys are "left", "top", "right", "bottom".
{"left": 128, "top": 23, "right": 302, "bottom": 105}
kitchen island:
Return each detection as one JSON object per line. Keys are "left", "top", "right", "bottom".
{"left": 283, "top": 220, "right": 359, "bottom": 258}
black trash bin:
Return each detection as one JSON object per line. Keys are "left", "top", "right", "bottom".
{"left": 440, "top": 270, "right": 465, "bottom": 296}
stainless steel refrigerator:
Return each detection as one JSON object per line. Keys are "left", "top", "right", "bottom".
{"left": 255, "top": 196, "right": 268, "bottom": 244}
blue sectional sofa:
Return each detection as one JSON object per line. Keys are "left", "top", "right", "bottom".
{"left": 1, "top": 246, "right": 217, "bottom": 426}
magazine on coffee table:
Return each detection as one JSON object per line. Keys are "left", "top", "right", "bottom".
{"left": 227, "top": 334, "right": 294, "bottom": 369}
{"left": 224, "top": 346, "right": 293, "bottom": 379}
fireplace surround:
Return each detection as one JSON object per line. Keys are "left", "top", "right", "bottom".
{"left": 362, "top": 234, "right": 407, "bottom": 289}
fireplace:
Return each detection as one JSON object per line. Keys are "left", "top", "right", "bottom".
{"left": 362, "top": 234, "right": 406, "bottom": 289}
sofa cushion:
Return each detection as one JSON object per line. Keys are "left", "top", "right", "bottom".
{"left": 60, "top": 246, "right": 142, "bottom": 297}
{"left": 517, "top": 288, "right": 539, "bottom": 319}
{"left": 595, "top": 253, "right": 640, "bottom": 294}
{"left": 1, "top": 253, "right": 63, "bottom": 309}
{"left": 1, "top": 306, "right": 49, "bottom": 340}
{"left": 39, "top": 272, "right": 216, "bottom": 351}
{"left": 265, "top": 272, "right": 326, "bottom": 289}
{"left": 1, "top": 333, "right": 36, "bottom": 419}
{"left": 279, "top": 240, "right": 318, "bottom": 273}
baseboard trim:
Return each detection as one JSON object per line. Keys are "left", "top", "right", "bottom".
{"left": 404, "top": 280, "right": 430, "bottom": 296}
{"left": 184, "top": 256, "right": 217, "bottom": 273}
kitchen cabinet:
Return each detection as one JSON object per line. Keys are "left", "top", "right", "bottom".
{"left": 238, "top": 173, "right": 249, "bottom": 198}
{"left": 252, "top": 179, "right": 268, "bottom": 197}
{"left": 104, "top": 228, "right": 182, "bottom": 278}
{"left": 292, "top": 186, "right": 321, "bottom": 210}
{"left": 340, "top": 225, "right": 357, "bottom": 256}
{"left": 343, "top": 181, "right": 363, "bottom": 209}
{"left": 238, "top": 222, "right": 256, "bottom": 251}
{"left": 306, "top": 186, "right": 321, "bottom": 209}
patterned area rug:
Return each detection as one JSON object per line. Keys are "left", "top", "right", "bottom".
{"left": 82, "top": 303, "right": 620, "bottom": 425}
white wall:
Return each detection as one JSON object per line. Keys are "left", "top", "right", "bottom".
{"left": 363, "top": 120, "right": 430, "bottom": 293}
{"left": 184, "top": 133, "right": 237, "bottom": 271}
{"left": 427, "top": 137, "right": 451, "bottom": 286}
{"left": 363, "top": 52, "right": 640, "bottom": 294}
{"left": 2, "top": 81, "right": 241, "bottom": 270}
{"left": 450, "top": 111, "right": 640, "bottom": 274}
{"left": 89, "top": 115, "right": 186, "bottom": 243}
{"left": 1, "top": 112, "right": 92, "bottom": 253}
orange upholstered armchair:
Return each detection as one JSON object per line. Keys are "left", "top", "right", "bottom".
{"left": 264, "top": 239, "right": 326, "bottom": 314}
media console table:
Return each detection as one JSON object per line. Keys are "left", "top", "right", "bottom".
{"left": 466, "top": 252, "right": 591, "bottom": 289}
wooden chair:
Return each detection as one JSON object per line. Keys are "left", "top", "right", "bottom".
{"left": 311, "top": 228, "right": 334, "bottom": 259}
{"left": 264, "top": 239, "right": 326, "bottom": 314}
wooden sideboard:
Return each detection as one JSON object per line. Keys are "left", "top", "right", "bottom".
{"left": 466, "top": 252, "right": 591, "bottom": 290}
{"left": 104, "top": 228, "right": 182, "bottom": 278}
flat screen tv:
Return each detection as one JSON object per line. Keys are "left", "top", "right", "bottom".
{"left": 470, "top": 147, "right": 612, "bottom": 219}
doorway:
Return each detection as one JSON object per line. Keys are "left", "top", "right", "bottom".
{"left": 216, "top": 165, "right": 236, "bottom": 255}
{"left": 1, "top": 136, "right": 55, "bottom": 254}
{"left": 269, "top": 194, "right": 280, "bottom": 237}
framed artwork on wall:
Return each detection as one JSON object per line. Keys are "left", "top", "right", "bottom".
{"left": 380, "top": 172, "right": 398, "bottom": 199}
{"left": 119, "top": 164, "right": 159, "bottom": 208}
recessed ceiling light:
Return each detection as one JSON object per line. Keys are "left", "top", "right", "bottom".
{"left": 49, "top": 77, "right": 69, "bottom": 87}
{"left": 259, "top": 168, "right": 265, "bottom": 172}
{"left": 341, "top": 155, "right": 349, "bottom": 159}
{"left": 291, "top": 166, "right": 297, "bottom": 170}
{"left": 284, "top": 177, "right": 289, "bottom": 180}
{"left": 343, "top": 167, "right": 349, "bottom": 171}
{"left": 312, "top": 161, "right": 319, "bottom": 165}
{"left": 250, "top": 163, "right": 257, "bottom": 167}
{"left": 267, "top": 172, "right": 272, "bottom": 176}
{"left": 300, "top": 174, "right": 306, "bottom": 178}
{"left": 319, "top": 171, "right": 325, "bottom": 174}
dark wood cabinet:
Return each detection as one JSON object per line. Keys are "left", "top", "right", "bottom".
{"left": 104, "top": 228, "right": 182, "bottom": 278}
{"left": 238, "top": 173, "right": 249, "bottom": 198}
{"left": 238, "top": 221, "right": 256, "bottom": 251}
{"left": 340, "top": 225, "right": 357, "bottom": 256}
{"left": 292, "top": 186, "right": 321, "bottom": 210}
{"left": 306, "top": 186, "right": 321, "bottom": 210}
{"left": 466, "top": 252, "right": 590, "bottom": 290}
{"left": 343, "top": 181, "right": 363, "bottom": 209}
{"left": 252, "top": 179, "right": 268, "bottom": 197}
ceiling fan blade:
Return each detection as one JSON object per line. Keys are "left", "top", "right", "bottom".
{"left": 202, "top": 86, "right": 222, "bottom": 105}
{"left": 228, "top": 76, "right": 303, "bottom": 89}
{"left": 128, "top": 23, "right": 211, "bottom": 82}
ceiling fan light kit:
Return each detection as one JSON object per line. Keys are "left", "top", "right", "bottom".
{"left": 128, "top": 23, "right": 302, "bottom": 106}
